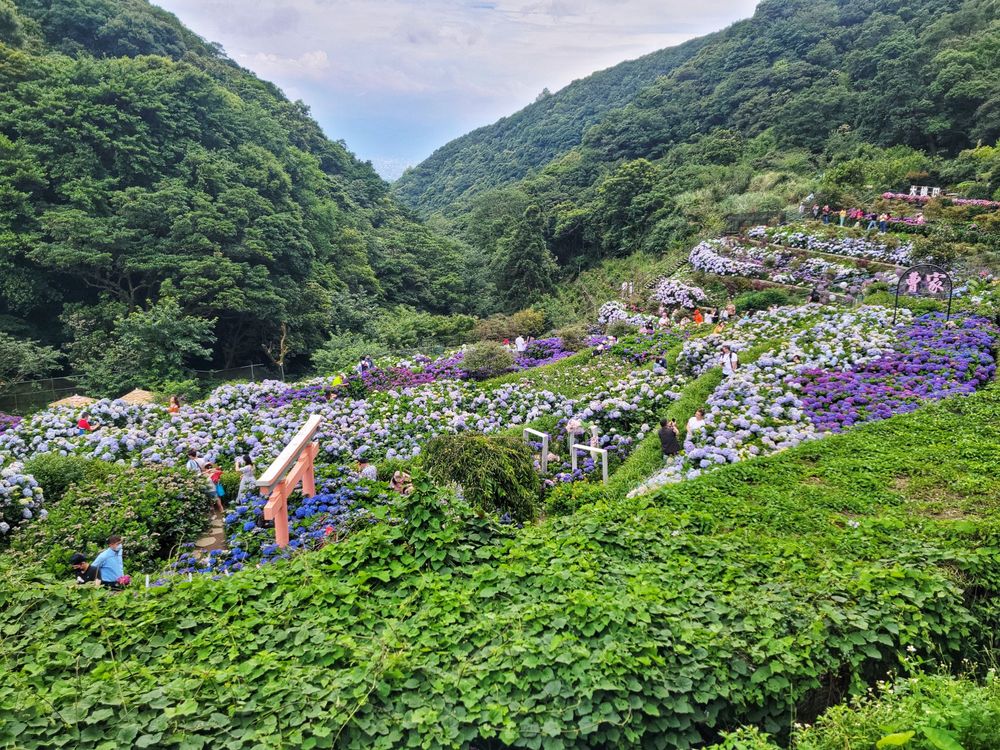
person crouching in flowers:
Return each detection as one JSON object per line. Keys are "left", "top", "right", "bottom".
{"left": 357, "top": 457, "right": 378, "bottom": 481}
{"left": 91, "top": 535, "right": 127, "bottom": 589}
{"left": 390, "top": 470, "right": 414, "bottom": 496}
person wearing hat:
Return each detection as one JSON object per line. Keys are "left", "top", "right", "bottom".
{"left": 69, "top": 553, "right": 99, "bottom": 585}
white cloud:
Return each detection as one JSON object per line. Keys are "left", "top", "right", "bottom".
{"left": 153, "top": 0, "right": 760, "bottom": 173}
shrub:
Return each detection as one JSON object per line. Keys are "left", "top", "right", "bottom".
{"left": 509, "top": 308, "right": 547, "bottom": 337}
{"left": 23, "top": 454, "right": 115, "bottom": 504}
{"left": 461, "top": 342, "right": 516, "bottom": 380}
{"left": 423, "top": 433, "right": 538, "bottom": 521}
{"left": 606, "top": 320, "right": 639, "bottom": 338}
{"left": 555, "top": 324, "right": 588, "bottom": 351}
{"left": 734, "top": 288, "right": 791, "bottom": 312}
{"left": 312, "top": 333, "right": 389, "bottom": 375}
{"left": 793, "top": 673, "right": 1000, "bottom": 750}
{"left": 12, "top": 466, "right": 214, "bottom": 573}
{"left": 545, "top": 480, "right": 607, "bottom": 516}
{"left": 156, "top": 378, "right": 206, "bottom": 405}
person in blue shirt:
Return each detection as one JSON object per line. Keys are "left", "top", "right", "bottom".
{"left": 91, "top": 535, "right": 124, "bottom": 587}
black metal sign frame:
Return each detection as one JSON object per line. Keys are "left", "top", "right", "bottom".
{"left": 892, "top": 264, "right": 952, "bottom": 324}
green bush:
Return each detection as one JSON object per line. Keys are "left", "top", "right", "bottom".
{"left": 555, "top": 324, "right": 589, "bottom": 351}
{"left": 312, "top": 333, "right": 389, "bottom": 375}
{"left": 22, "top": 454, "right": 115, "bottom": 504}
{"left": 12, "top": 467, "right": 214, "bottom": 573}
{"left": 606, "top": 320, "right": 639, "bottom": 337}
{"left": 510, "top": 308, "right": 547, "bottom": 337}
{"left": 734, "top": 289, "right": 791, "bottom": 312}
{"left": 865, "top": 290, "right": 945, "bottom": 316}
{"left": 156, "top": 378, "right": 206, "bottom": 405}
{"left": 544, "top": 480, "right": 608, "bottom": 516}
{"left": 793, "top": 673, "right": 1000, "bottom": 750}
{"left": 461, "top": 341, "right": 516, "bottom": 380}
{"left": 423, "top": 433, "right": 538, "bottom": 521}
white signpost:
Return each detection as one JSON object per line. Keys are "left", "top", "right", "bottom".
{"left": 570, "top": 444, "right": 609, "bottom": 484}
{"left": 522, "top": 428, "right": 550, "bottom": 474}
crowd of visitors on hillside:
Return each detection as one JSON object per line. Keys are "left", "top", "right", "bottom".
{"left": 800, "top": 200, "right": 924, "bottom": 233}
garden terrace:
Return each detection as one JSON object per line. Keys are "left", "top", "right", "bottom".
{"left": 2, "top": 385, "right": 999, "bottom": 748}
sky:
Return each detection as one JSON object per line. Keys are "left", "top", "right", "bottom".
{"left": 154, "top": 0, "right": 760, "bottom": 180}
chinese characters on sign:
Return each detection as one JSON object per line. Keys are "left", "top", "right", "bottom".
{"left": 893, "top": 264, "right": 952, "bottom": 324}
{"left": 904, "top": 271, "right": 947, "bottom": 295}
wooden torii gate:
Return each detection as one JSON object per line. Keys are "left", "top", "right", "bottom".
{"left": 255, "top": 414, "right": 323, "bottom": 548}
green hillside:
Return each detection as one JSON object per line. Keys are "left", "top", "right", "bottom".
{"left": 392, "top": 34, "right": 714, "bottom": 215}
{"left": 0, "top": 0, "right": 468, "bottom": 375}
{"left": 399, "top": 0, "right": 999, "bottom": 218}
{"left": 410, "top": 0, "right": 1000, "bottom": 315}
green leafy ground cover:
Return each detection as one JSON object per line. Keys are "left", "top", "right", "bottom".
{"left": 2, "top": 383, "right": 998, "bottom": 748}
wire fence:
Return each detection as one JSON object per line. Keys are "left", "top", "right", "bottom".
{"left": 0, "top": 364, "right": 281, "bottom": 415}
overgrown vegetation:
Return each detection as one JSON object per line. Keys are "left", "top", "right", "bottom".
{"left": 423, "top": 433, "right": 538, "bottom": 521}
{"left": 2, "top": 383, "right": 999, "bottom": 747}
{"left": 10, "top": 465, "right": 212, "bottom": 573}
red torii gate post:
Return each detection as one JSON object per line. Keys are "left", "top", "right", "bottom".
{"left": 256, "top": 414, "right": 323, "bottom": 548}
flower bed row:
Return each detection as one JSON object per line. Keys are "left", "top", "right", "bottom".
{"left": 690, "top": 239, "right": 895, "bottom": 292}
{"left": 632, "top": 309, "right": 997, "bottom": 496}
{"left": 753, "top": 227, "right": 914, "bottom": 265}
{"left": 883, "top": 191, "right": 1000, "bottom": 209}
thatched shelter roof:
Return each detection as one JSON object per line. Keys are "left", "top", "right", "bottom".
{"left": 49, "top": 394, "right": 96, "bottom": 408}
{"left": 119, "top": 388, "right": 156, "bottom": 405}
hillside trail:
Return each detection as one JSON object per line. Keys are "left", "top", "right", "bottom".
{"left": 194, "top": 510, "right": 228, "bottom": 556}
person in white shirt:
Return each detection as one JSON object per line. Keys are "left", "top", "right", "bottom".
{"left": 685, "top": 409, "right": 706, "bottom": 435}
{"left": 720, "top": 346, "right": 739, "bottom": 376}
{"left": 684, "top": 409, "right": 706, "bottom": 452}
{"left": 514, "top": 335, "right": 526, "bottom": 353}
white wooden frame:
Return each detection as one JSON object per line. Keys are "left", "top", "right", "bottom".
{"left": 522, "top": 428, "right": 550, "bottom": 474}
{"left": 570, "top": 443, "right": 609, "bottom": 484}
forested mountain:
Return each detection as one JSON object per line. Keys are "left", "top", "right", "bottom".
{"left": 398, "top": 0, "right": 999, "bottom": 216}
{"left": 413, "top": 0, "right": 1000, "bottom": 315}
{"left": 0, "top": 0, "right": 468, "bottom": 382}
{"left": 393, "top": 35, "right": 714, "bottom": 215}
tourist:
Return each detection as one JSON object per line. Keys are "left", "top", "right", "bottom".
{"left": 652, "top": 356, "right": 669, "bottom": 375}
{"left": 658, "top": 312, "right": 670, "bottom": 328}
{"left": 91, "top": 535, "right": 125, "bottom": 588}
{"left": 692, "top": 308, "right": 704, "bottom": 325}
{"left": 878, "top": 213, "right": 888, "bottom": 232}
{"left": 69, "top": 553, "right": 98, "bottom": 585}
{"left": 357, "top": 457, "right": 378, "bottom": 481}
{"left": 809, "top": 287, "right": 822, "bottom": 303}
{"left": 566, "top": 417, "right": 584, "bottom": 447}
{"left": 390, "top": 470, "right": 414, "bottom": 496}
{"left": 704, "top": 308, "right": 715, "bottom": 325}
{"left": 168, "top": 395, "right": 181, "bottom": 415}
{"left": 684, "top": 409, "right": 706, "bottom": 451}
{"left": 323, "top": 387, "right": 336, "bottom": 402}
{"left": 185, "top": 449, "right": 206, "bottom": 473}
{"left": 838, "top": 208, "right": 847, "bottom": 226}
{"left": 658, "top": 419, "right": 680, "bottom": 458}
{"left": 798, "top": 201, "right": 805, "bottom": 216}
{"left": 726, "top": 302, "right": 736, "bottom": 319}
{"left": 235, "top": 454, "right": 255, "bottom": 502}
{"left": 203, "top": 463, "right": 225, "bottom": 513}
{"left": 514, "top": 335, "right": 526, "bottom": 353}
{"left": 811, "top": 204, "right": 819, "bottom": 219}
{"left": 821, "top": 205, "right": 831, "bottom": 224}
{"left": 76, "top": 412, "right": 98, "bottom": 435}
{"left": 720, "top": 345, "right": 739, "bottom": 376}
{"left": 589, "top": 424, "right": 601, "bottom": 448}
{"left": 713, "top": 321, "right": 726, "bottom": 334}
